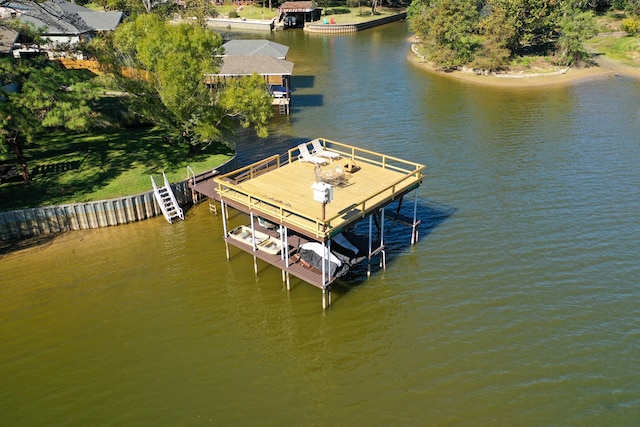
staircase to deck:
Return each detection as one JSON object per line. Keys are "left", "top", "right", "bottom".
{"left": 151, "top": 172, "right": 184, "bottom": 224}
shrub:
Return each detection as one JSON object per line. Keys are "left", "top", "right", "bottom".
{"left": 613, "top": 0, "right": 626, "bottom": 9}
{"left": 228, "top": 10, "right": 239, "bottom": 18}
{"left": 325, "top": 7, "right": 350, "bottom": 15}
{"left": 621, "top": 17, "right": 640, "bottom": 34}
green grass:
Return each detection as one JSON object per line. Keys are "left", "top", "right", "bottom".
{"left": 215, "top": 3, "right": 278, "bottom": 20}
{"left": 587, "top": 34, "right": 640, "bottom": 63}
{"left": 0, "top": 127, "right": 232, "bottom": 211}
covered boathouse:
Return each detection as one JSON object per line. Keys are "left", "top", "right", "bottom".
{"left": 189, "top": 139, "right": 425, "bottom": 309}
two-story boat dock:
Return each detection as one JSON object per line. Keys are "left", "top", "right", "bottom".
{"left": 189, "top": 138, "right": 425, "bottom": 309}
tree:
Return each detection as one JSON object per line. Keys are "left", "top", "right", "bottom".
{"left": 556, "top": 4, "right": 600, "bottom": 65}
{"left": 91, "top": 14, "right": 273, "bottom": 152}
{"left": 408, "top": 0, "right": 599, "bottom": 71}
{"left": 480, "top": 0, "right": 522, "bottom": 54}
{"left": 409, "top": 0, "right": 481, "bottom": 70}
{"left": 216, "top": 74, "right": 274, "bottom": 139}
{"left": 0, "top": 57, "right": 99, "bottom": 181}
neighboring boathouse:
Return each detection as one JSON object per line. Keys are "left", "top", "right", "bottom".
{"left": 207, "top": 39, "right": 294, "bottom": 114}
{"left": 277, "top": 1, "right": 322, "bottom": 28}
{"left": 189, "top": 138, "right": 425, "bottom": 309}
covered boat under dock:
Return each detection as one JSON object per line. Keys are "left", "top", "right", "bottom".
{"left": 190, "top": 138, "right": 425, "bottom": 309}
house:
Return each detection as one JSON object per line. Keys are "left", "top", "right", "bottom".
{"left": 276, "top": 1, "right": 321, "bottom": 29}
{"left": 0, "top": 0, "right": 123, "bottom": 58}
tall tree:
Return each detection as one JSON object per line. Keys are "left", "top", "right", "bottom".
{"left": 91, "top": 14, "right": 273, "bottom": 152}
{"left": 556, "top": 3, "right": 600, "bottom": 65}
{"left": 409, "top": 0, "right": 481, "bottom": 70}
{"left": 0, "top": 57, "right": 99, "bottom": 181}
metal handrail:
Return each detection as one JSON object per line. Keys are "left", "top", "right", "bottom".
{"left": 162, "top": 172, "right": 184, "bottom": 221}
{"left": 187, "top": 165, "right": 196, "bottom": 185}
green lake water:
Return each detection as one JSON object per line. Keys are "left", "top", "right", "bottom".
{"left": 1, "top": 21, "right": 639, "bottom": 426}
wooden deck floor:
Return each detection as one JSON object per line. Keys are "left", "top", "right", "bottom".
{"left": 214, "top": 140, "right": 425, "bottom": 241}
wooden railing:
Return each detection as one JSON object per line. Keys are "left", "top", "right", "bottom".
{"left": 286, "top": 138, "right": 424, "bottom": 175}
{"left": 216, "top": 140, "right": 425, "bottom": 239}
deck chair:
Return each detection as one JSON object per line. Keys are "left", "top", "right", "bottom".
{"left": 311, "top": 139, "right": 340, "bottom": 161}
{"left": 298, "top": 143, "right": 327, "bottom": 165}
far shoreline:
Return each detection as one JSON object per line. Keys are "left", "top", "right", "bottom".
{"left": 407, "top": 43, "right": 640, "bottom": 88}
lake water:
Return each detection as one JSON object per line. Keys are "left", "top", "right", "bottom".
{"left": 1, "top": 21, "right": 639, "bottom": 426}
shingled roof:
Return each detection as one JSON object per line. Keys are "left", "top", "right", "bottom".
{"left": 0, "top": 26, "right": 19, "bottom": 55}
{"left": 222, "top": 40, "right": 289, "bottom": 60}
{"left": 4, "top": 0, "right": 123, "bottom": 36}
{"left": 217, "top": 56, "right": 294, "bottom": 77}
{"left": 278, "top": 1, "right": 316, "bottom": 12}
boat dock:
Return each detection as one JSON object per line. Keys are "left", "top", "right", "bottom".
{"left": 190, "top": 138, "right": 425, "bottom": 308}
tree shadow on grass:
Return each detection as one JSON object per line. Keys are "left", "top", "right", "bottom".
{"left": 0, "top": 126, "right": 233, "bottom": 211}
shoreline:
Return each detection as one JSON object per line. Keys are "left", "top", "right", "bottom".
{"left": 407, "top": 43, "right": 640, "bottom": 88}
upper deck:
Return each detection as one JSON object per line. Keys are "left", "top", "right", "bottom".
{"left": 213, "top": 138, "right": 425, "bottom": 241}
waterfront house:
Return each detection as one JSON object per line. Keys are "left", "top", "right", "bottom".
{"left": 0, "top": 0, "right": 123, "bottom": 58}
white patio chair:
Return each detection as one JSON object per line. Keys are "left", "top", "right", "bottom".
{"left": 311, "top": 139, "right": 340, "bottom": 161}
{"left": 298, "top": 143, "right": 327, "bottom": 165}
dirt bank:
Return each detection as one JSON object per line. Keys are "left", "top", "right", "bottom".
{"left": 407, "top": 44, "right": 640, "bottom": 88}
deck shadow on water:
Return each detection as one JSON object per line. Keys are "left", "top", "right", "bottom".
{"left": 330, "top": 199, "right": 456, "bottom": 295}
{"left": 290, "top": 94, "right": 324, "bottom": 110}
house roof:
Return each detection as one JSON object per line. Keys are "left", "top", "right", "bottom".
{"left": 215, "top": 55, "right": 294, "bottom": 77}
{"left": 278, "top": 1, "right": 316, "bottom": 12}
{"left": 222, "top": 40, "right": 289, "bottom": 60}
{"left": 0, "top": 26, "right": 19, "bottom": 54}
{"left": 4, "top": 0, "right": 123, "bottom": 36}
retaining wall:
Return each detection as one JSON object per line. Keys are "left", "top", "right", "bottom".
{"left": 304, "top": 12, "right": 406, "bottom": 34}
{"left": 0, "top": 158, "right": 236, "bottom": 241}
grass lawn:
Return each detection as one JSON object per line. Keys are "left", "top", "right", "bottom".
{"left": 0, "top": 127, "right": 232, "bottom": 211}
{"left": 586, "top": 33, "right": 640, "bottom": 66}
{"left": 586, "top": 11, "right": 640, "bottom": 67}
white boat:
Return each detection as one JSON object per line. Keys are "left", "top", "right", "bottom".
{"left": 228, "top": 225, "right": 283, "bottom": 255}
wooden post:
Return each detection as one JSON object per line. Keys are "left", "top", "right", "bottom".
{"left": 411, "top": 188, "right": 419, "bottom": 245}
{"left": 221, "top": 201, "right": 230, "bottom": 260}
{"left": 250, "top": 213, "right": 258, "bottom": 275}
{"left": 380, "top": 207, "right": 386, "bottom": 269}
{"left": 367, "top": 215, "right": 373, "bottom": 278}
